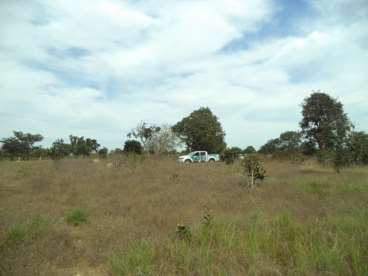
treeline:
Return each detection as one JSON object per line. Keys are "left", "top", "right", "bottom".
{"left": 0, "top": 133, "right": 108, "bottom": 160}
{"left": 0, "top": 131, "right": 108, "bottom": 160}
{"left": 1, "top": 91, "right": 367, "bottom": 167}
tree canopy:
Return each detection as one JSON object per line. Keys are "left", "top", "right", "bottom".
{"left": 258, "top": 131, "right": 302, "bottom": 155}
{"left": 172, "top": 107, "right": 226, "bottom": 153}
{"left": 69, "top": 135, "right": 100, "bottom": 156}
{"left": 124, "top": 140, "right": 143, "bottom": 154}
{"left": 300, "top": 92, "right": 352, "bottom": 151}
{"left": 127, "top": 122, "right": 161, "bottom": 151}
{"left": 243, "top": 146, "right": 256, "bottom": 155}
{"left": 1, "top": 131, "right": 43, "bottom": 159}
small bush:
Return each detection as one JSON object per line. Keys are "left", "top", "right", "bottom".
{"left": 98, "top": 147, "right": 108, "bottom": 158}
{"left": 241, "top": 155, "right": 266, "bottom": 188}
{"left": 176, "top": 224, "right": 191, "bottom": 242}
{"left": 65, "top": 209, "right": 88, "bottom": 226}
{"left": 123, "top": 140, "right": 143, "bottom": 155}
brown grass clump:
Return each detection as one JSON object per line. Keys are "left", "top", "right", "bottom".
{"left": 0, "top": 156, "right": 367, "bottom": 275}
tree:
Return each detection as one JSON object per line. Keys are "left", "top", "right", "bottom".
{"left": 278, "top": 131, "right": 302, "bottom": 152}
{"left": 300, "top": 92, "right": 352, "bottom": 151}
{"left": 258, "top": 131, "right": 302, "bottom": 160}
{"left": 127, "top": 122, "right": 161, "bottom": 151}
{"left": 31, "top": 146, "right": 49, "bottom": 159}
{"left": 258, "top": 138, "right": 280, "bottom": 154}
{"left": 0, "top": 131, "right": 43, "bottom": 159}
{"left": 98, "top": 147, "right": 108, "bottom": 158}
{"left": 223, "top": 147, "right": 242, "bottom": 164}
{"left": 349, "top": 131, "right": 368, "bottom": 164}
{"left": 243, "top": 146, "right": 256, "bottom": 155}
{"left": 145, "top": 125, "right": 179, "bottom": 154}
{"left": 69, "top": 135, "right": 100, "bottom": 156}
{"left": 172, "top": 107, "right": 226, "bottom": 153}
{"left": 50, "top": 138, "right": 72, "bottom": 159}
{"left": 123, "top": 140, "right": 143, "bottom": 154}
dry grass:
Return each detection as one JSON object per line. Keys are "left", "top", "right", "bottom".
{"left": 0, "top": 156, "right": 367, "bottom": 275}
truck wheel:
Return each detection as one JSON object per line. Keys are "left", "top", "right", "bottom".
{"left": 209, "top": 159, "right": 215, "bottom": 163}
{"left": 185, "top": 159, "right": 192, "bottom": 163}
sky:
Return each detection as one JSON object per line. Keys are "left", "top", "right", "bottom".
{"left": 0, "top": 0, "right": 367, "bottom": 150}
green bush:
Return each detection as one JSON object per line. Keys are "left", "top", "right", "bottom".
{"left": 123, "top": 140, "right": 143, "bottom": 155}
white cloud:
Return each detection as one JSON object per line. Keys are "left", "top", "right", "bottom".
{"left": 0, "top": 0, "right": 367, "bottom": 149}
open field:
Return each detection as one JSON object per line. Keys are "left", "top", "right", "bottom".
{"left": 1, "top": 157, "right": 368, "bottom": 275}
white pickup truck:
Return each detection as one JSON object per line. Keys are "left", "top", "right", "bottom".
{"left": 177, "top": 151, "right": 220, "bottom": 163}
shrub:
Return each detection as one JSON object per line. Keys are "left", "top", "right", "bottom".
{"left": 98, "top": 147, "right": 108, "bottom": 158}
{"left": 123, "top": 140, "right": 143, "bottom": 155}
{"left": 241, "top": 155, "right": 266, "bottom": 188}
{"left": 223, "top": 147, "right": 241, "bottom": 164}
{"left": 176, "top": 224, "right": 192, "bottom": 242}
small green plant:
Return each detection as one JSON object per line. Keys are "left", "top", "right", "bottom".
{"left": 176, "top": 224, "right": 191, "bottom": 242}
{"left": 2, "top": 216, "right": 49, "bottom": 246}
{"left": 65, "top": 209, "right": 88, "bottom": 226}
{"left": 241, "top": 155, "right": 266, "bottom": 188}
{"left": 5, "top": 225, "right": 27, "bottom": 244}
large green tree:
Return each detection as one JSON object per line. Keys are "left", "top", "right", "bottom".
{"left": 172, "top": 107, "right": 226, "bottom": 153}
{"left": 300, "top": 92, "right": 352, "bottom": 151}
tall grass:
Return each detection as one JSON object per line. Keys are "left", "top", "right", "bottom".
{"left": 111, "top": 210, "right": 368, "bottom": 275}
{"left": 0, "top": 157, "right": 367, "bottom": 275}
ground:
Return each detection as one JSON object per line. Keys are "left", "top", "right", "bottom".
{"left": 0, "top": 156, "right": 367, "bottom": 275}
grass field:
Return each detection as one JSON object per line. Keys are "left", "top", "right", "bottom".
{"left": 1, "top": 156, "right": 368, "bottom": 275}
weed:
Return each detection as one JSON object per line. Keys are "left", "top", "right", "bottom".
{"left": 5, "top": 225, "right": 27, "bottom": 244}
{"left": 304, "top": 181, "right": 331, "bottom": 198}
{"left": 65, "top": 209, "right": 88, "bottom": 226}
{"left": 110, "top": 240, "right": 157, "bottom": 276}
{"left": 200, "top": 205, "right": 213, "bottom": 227}
{"left": 175, "top": 224, "right": 191, "bottom": 242}
{"left": 1, "top": 216, "right": 49, "bottom": 247}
